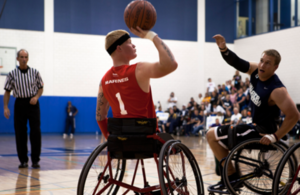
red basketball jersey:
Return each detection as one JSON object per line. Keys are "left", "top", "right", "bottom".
{"left": 101, "top": 64, "right": 156, "bottom": 119}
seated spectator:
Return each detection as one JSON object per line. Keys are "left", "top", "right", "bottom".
{"left": 241, "top": 109, "right": 248, "bottom": 124}
{"left": 187, "top": 102, "right": 193, "bottom": 111}
{"left": 211, "top": 103, "right": 226, "bottom": 115}
{"left": 236, "top": 88, "right": 246, "bottom": 112}
{"left": 184, "top": 109, "right": 202, "bottom": 136}
{"left": 156, "top": 106, "right": 163, "bottom": 114}
{"left": 173, "top": 105, "right": 181, "bottom": 115}
{"left": 222, "top": 84, "right": 228, "bottom": 94}
{"left": 167, "top": 92, "right": 177, "bottom": 109}
{"left": 157, "top": 116, "right": 164, "bottom": 132}
{"left": 220, "top": 91, "right": 227, "bottom": 101}
{"left": 191, "top": 110, "right": 205, "bottom": 136}
{"left": 210, "top": 91, "right": 218, "bottom": 112}
{"left": 217, "top": 84, "right": 223, "bottom": 94}
{"left": 189, "top": 97, "right": 195, "bottom": 106}
{"left": 222, "top": 94, "right": 233, "bottom": 112}
{"left": 225, "top": 80, "right": 232, "bottom": 93}
{"left": 198, "top": 93, "right": 203, "bottom": 105}
{"left": 230, "top": 107, "right": 242, "bottom": 125}
{"left": 203, "top": 101, "right": 211, "bottom": 116}
{"left": 163, "top": 108, "right": 177, "bottom": 134}
{"left": 202, "top": 92, "right": 211, "bottom": 104}
{"left": 233, "top": 70, "right": 242, "bottom": 90}
{"left": 222, "top": 109, "right": 232, "bottom": 125}
{"left": 192, "top": 101, "right": 199, "bottom": 111}
{"left": 181, "top": 105, "right": 188, "bottom": 117}
{"left": 229, "top": 88, "right": 237, "bottom": 104}
{"left": 245, "top": 77, "right": 250, "bottom": 88}
{"left": 210, "top": 118, "right": 221, "bottom": 128}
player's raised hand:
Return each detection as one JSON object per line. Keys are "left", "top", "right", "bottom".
{"left": 213, "top": 34, "right": 227, "bottom": 51}
{"left": 130, "top": 26, "right": 148, "bottom": 39}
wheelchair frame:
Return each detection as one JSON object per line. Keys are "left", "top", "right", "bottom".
{"left": 208, "top": 138, "right": 296, "bottom": 195}
{"left": 273, "top": 141, "right": 300, "bottom": 195}
{"left": 77, "top": 133, "right": 205, "bottom": 195}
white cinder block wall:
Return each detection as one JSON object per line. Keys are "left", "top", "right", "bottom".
{"left": 0, "top": 0, "right": 299, "bottom": 111}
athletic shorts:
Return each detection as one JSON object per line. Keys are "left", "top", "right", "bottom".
{"left": 213, "top": 124, "right": 262, "bottom": 149}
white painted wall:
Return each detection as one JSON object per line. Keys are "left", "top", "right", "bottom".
{"left": 1, "top": 0, "right": 299, "bottom": 112}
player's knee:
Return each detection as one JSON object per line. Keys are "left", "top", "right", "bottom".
{"left": 206, "top": 128, "right": 215, "bottom": 142}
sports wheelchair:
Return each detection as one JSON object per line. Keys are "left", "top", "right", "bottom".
{"left": 77, "top": 118, "right": 204, "bottom": 195}
{"left": 208, "top": 125, "right": 297, "bottom": 195}
{"left": 272, "top": 141, "right": 300, "bottom": 195}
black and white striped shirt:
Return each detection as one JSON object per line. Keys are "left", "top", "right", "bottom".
{"left": 4, "top": 66, "right": 44, "bottom": 98}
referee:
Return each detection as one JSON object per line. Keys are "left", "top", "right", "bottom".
{"left": 3, "top": 49, "right": 44, "bottom": 169}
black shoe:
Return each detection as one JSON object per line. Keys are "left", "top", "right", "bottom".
{"left": 18, "top": 162, "right": 28, "bottom": 168}
{"left": 32, "top": 163, "right": 40, "bottom": 169}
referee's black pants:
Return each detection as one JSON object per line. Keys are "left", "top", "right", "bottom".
{"left": 14, "top": 98, "right": 41, "bottom": 164}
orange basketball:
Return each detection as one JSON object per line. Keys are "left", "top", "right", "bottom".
{"left": 124, "top": 0, "right": 157, "bottom": 30}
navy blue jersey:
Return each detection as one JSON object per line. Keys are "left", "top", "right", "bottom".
{"left": 249, "top": 69, "right": 285, "bottom": 133}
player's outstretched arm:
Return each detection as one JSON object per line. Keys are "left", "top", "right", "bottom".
{"left": 96, "top": 82, "right": 110, "bottom": 139}
{"left": 130, "top": 27, "right": 178, "bottom": 79}
{"left": 212, "top": 34, "right": 257, "bottom": 75}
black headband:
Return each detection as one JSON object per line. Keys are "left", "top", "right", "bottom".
{"left": 106, "top": 33, "right": 130, "bottom": 55}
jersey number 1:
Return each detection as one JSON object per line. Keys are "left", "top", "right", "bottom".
{"left": 116, "top": 92, "right": 128, "bottom": 115}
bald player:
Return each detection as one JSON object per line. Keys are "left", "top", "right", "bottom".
{"left": 96, "top": 27, "right": 177, "bottom": 138}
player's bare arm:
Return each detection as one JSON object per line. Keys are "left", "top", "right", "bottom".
{"left": 270, "top": 87, "right": 299, "bottom": 139}
{"left": 213, "top": 34, "right": 257, "bottom": 75}
{"left": 130, "top": 27, "right": 178, "bottom": 87}
{"left": 96, "top": 82, "right": 110, "bottom": 121}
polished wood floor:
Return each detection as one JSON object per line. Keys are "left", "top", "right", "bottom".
{"left": 0, "top": 134, "right": 298, "bottom": 195}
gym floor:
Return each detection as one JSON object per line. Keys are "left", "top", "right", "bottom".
{"left": 0, "top": 134, "right": 298, "bottom": 195}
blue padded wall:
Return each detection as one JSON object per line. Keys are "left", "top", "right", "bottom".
{"left": 54, "top": 0, "right": 197, "bottom": 41}
{"left": 0, "top": 95, "right": 112, "bottom": 134}
{"left": 0, "top": 0, "right": 44, "bottom": 31}
{"left": 205, "top": 0, "right": 236, "bottom": 43}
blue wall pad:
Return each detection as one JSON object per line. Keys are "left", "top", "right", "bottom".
{"left": 0, "top": 0, "right": 44, "bottom": 31}
{"left": 0, "top": 95, "right": 113, "bottom": 134}
{"left": 205, "top": 0, "right": 235, "bottom": 43}
{"left": 54, "top": 0, "right": 197, "bottom": 41}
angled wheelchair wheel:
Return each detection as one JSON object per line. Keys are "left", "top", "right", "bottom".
{"left": 273, "top": 142, "right": 300, "bottom": 195}
{"left": 158, "top": 140, "right": 204, "bottom": 195}
{"left": 77, "top": 142, "right": 126, "bottom": 195}
{"left": 223, "top": 138, "right": 292, "bottom": 195}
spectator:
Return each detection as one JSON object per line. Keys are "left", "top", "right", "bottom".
{"left": 189, "top": 97, "right": 195, "bottom": 105}
{"left": 198, "top": 93, "right": 203, "bottom": 105}
{"left": 202, "top": 92, "right": 211, "bottom": 104}
{"left": 63, "top": 101, "right": 78, "bottom": 139}
{"left": 236, "top": 88, "right": 246, "bottom": 111}
{"left": 156, "top": 106, "right": 163, "bottom": 114}
{"left": 222, "top": 94, "right": 233, "bottom": 112}
{"left": 173, "top": 105, "right": 181, "bottom": 115}
{"left": 233, "top": 70, "right": 242, "bottom": 90}
{"left": 230, "top": 107, "right": 242, "bottom": 125}
{"left": 207, "top": 78, "right": 216, "bottom": 94}
{"left": 217, "top": 84, "right": 223, "bottom": 94}
{"left": 212, "top": 103, "right": 226, "bottom": 115}
{"left": 225, "top": 80, "right": 232, "bottom": 93}
{"left": 167, "top": 92, "right": 177, "bottom": 108}
{"left": 222, "top": 84, "right": 228, "bottom": 94}
{"left": 157, "top": 116, "right": 164, "bottom": 132}
{"left": 229, "top": 88, "right": 237, "bottom": 105}
{"left": 245, "top": 77, "right": 250, "bottom": 88}
{"left": 163, "top": 108, "right": 177, "bottom": 134}
{"left": 181, "top": 105, "right": 188, "bottom": 117}
{"left": 241, "top": 109, "right": 248, "bottom": 124}
{"left": 192, "top": 101, "right": 199, "bottom": 111}
{"left": 210, "top": 118, "right": 221, "bottom": 128}
{"left": 191, "top": 110, "right": 205, "bottom": 136}
{"left": 186, "top": 102, "right": 193, "bottom": 110}
{"left": 210, "top": 91, "right": 218, "bottom": 106}
{"left": 185, "top": 109, "right": 202, "bottom": 136}
{"left": 222, "top": 109, "right": 232, "bottom": 125}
